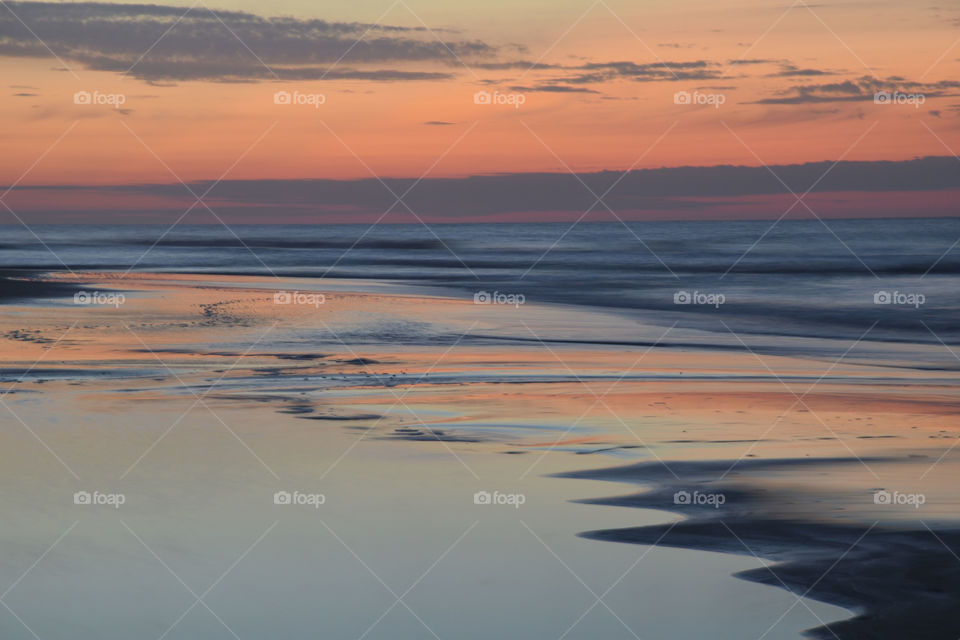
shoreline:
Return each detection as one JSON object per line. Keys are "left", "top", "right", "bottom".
{"left": 2, "top": 270, "right": 958, "bottom": 638}
{"left": 9, "top": 267, "right": 960, "bottom": 369}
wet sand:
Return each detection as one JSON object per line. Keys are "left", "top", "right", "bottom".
{"left": 2, "top": 271, "right": 959, "bottom": 639}
{"left": 0, "top": 269, "right": 81, "bottom": 301}
{"left": 563, "top": 457, "right": 960, "bottom": 639}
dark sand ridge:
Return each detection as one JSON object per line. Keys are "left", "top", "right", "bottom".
{"left": 559, "top": 457, "right": 960, "bottom": 640}
{"left": 0, "top": 269, "right": 83, "bottom": 300}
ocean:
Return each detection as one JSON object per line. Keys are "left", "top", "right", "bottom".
{"left": 5, "top": 218, "right": 958, "bottom": 347}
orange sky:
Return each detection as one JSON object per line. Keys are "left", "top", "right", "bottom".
{"left": 1, "top": 0, "right": 959, "bottom": 220}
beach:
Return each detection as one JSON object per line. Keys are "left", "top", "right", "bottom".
{"left": 4, "top": 0, "right": 960, "bottom": 633}
{"left": 1, "top": 264, "right": 957, "bottom": 639}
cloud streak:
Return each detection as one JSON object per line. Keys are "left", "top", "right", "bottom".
{"left": 752, "top": 75, "right": 960, "bottom": 104}
{"left": 0, "top": 1, "right": 494, "bottom": 81}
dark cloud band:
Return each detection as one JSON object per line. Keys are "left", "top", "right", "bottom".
{"left": 0, "top": 1, "right": 493, "bottom": 81}
{"left": 8, "top": 156, "right": 959, "bottom": 219}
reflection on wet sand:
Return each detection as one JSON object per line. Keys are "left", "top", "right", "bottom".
{"left": 2, "top": 271, "right": 958, "bottom": 639}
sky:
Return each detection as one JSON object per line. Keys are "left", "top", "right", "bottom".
{"left": 1, "top": 0, "right": 959, "bottom": 222}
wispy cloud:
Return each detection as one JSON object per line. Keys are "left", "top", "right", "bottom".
{"left": 751, "top": 75, "right": 960, "bottom": 104}
{"left": 0, "top": 1, "right": 495, "bottom": 81}
{"left": 508, "top": 84, "right": 600, "bottom": 93}
{"left": 561, "top": 60, "right": 722, "bottom": 84}
{"left": 767, "top": 63, "right": 836, "bottom": 78}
